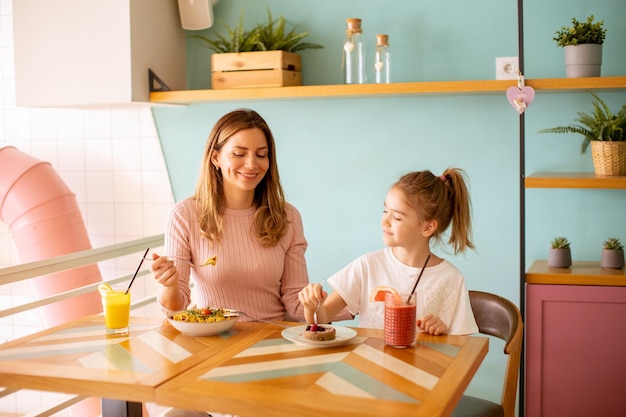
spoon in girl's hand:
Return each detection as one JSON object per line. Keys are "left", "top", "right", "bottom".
{"left": 143, "top": 255, "right": 217, "bottom": 268}
{"left": 311, "top": 279, "right": 325, "bottom": 331}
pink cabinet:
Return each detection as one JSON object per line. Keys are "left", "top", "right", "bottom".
{"left": 525, "top": 284, "right": 626, "bottom": 417}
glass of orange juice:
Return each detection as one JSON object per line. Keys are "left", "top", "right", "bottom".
{"left": 384, "top": 292, "right": 416, "bottom": 348}
{"left": 99, "top": 284, "right": 130, "bottom": 335}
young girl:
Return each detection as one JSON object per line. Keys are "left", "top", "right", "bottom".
{"left": 298, "top": 168, "right": 478, "bottom": 335}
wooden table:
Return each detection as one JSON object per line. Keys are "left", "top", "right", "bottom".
{"left": 0, "top": 315, "right": 254, "bottom": 416}
{"left": 155, "top": 324, "right": 489, "bottom": 417}
{"left": 0, "top": 317, "right": 488, "bottom": 417}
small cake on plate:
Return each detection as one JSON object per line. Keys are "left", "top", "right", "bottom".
{"left": 303, "top": 324, "right": 336, "bottom": 341}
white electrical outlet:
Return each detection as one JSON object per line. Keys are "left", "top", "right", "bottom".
{"left": 495, "top": 57, "right": 519, "bottom": 80}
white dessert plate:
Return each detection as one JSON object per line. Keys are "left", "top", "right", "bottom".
{"left": 281, "top": 325, "right": 357, "bottom": 347}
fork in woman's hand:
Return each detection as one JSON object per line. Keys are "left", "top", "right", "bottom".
{"left": 143, "top": 255, "right": 217, "bottom": 268}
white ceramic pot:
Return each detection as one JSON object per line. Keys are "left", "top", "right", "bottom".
{"left": 564, "top": 44, "right": 602, "bottom": 78}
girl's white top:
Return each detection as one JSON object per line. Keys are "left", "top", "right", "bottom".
{"left": 328, "top": 247, "right": 479, "bottom": 335}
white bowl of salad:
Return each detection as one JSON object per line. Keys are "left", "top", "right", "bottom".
{"left": 167, "top": 307, "right": 241, "bottom": 336}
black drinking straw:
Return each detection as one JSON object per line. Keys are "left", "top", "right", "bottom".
{"left": 125, "top": 248, "right": 150, "bottom": 295}
{"left": 406, "top": 254, "right": 431, "bottom": 305}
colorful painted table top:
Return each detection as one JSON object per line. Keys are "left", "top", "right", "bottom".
{"left": 0, "top": 316, "right": 488, "bottom": 417}
{"left": 155, "top": 324, "right": 489, "bottom": 417}
{"left": 0, "top": 315, "right": 242, "bottom": 404}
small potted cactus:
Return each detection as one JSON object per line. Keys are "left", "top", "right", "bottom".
{"left": 548, "top": 236, "right": 572, "bottom": 268}
{"left": 600, "top": 237, "right": 624, "bottom": 269}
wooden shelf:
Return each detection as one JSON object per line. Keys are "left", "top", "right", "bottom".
{"left": 150, "top": 76, "right": 626, "bottom": 105}
{"left": 525, "top": 172, "right": 626, "bottom": 189}
{"left": 525, "top": 76, "right": 626, "bottom": 92}
{"left": 150, "top": 79, "right": 516, "bottom": 104}
{"left": 526, "top": 260, "right": 626, "bottom": 286}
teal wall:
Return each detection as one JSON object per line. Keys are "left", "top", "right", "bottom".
{"left": 152, "top": 0, "right": 626, "bottom": 410}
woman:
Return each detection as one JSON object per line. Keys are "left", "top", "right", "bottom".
{"left": 151, "top": 108, "right": 308, "bottom": 323}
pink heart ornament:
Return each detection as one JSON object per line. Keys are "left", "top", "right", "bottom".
{"left": 506, "top": 86, "right": 535, "bottom": 114}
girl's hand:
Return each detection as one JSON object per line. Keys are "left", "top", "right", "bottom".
{"left": 416, "top": 314, "right": 448, "bottom": 335}
{"left": 149, "top": 252, "right": 180, "bottom": 288}
{"left": 298, "top": 283, "right": 326, "bottom": 323}
{"left": 298, "top": 283, "right": 326, "bottom": 310}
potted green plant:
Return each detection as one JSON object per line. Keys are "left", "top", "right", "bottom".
{"left": 539, "top": 92, "right": 626, "bottom": 176}
{"left": 553, "top": 15, "right": 607, "bottom": 78}
{"left": 192, "top": 8, "right": 323, "bottom": 89}
{"left": 548, "top": 236, "right": 572, "bottom": 268}
{"left": 192, "top": 11, "right": 262, "bottom": 54}
{"left": 600, "top": 237, "right": 624, "bottom": 269}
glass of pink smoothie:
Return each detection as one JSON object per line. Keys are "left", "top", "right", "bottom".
{"left": 384, "top": 292, "right": 416, "bottom": 348}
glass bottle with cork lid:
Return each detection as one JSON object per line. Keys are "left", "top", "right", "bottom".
{"left": 343, "top": 18, "right": 366, "bottom": 84}
{"left": 374, "top": 34, "right": 391, "bottom": 84}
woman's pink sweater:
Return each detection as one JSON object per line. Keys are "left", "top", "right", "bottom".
{"left": 159, "top": 198, "right": 309, "bottom": 322}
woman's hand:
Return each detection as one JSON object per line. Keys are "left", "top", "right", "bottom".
{"left": 149, "top": 252, "right": 180, "bottom": 288}
{"left": 150, "top": 253, "right": 187, "bottom": 312}
{"left": 416, "top": 314, "right": 448, "bottom": 335}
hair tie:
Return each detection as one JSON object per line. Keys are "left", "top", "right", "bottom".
{"left": 439, "top": 174, "right": 447, "bottom": 183}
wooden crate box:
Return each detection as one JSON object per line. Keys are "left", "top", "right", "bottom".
{"left": 211, "top": 51, "right": 302, "bottom": 89}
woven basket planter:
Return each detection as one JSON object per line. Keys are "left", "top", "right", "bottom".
{"left": 591, "top": 141, "right": 626, "bottom": 176}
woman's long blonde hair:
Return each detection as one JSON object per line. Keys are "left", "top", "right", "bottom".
{"left": 193, "top": 109, "right": 288, "bottom": 247}
{"left": 393, "top": 168, "right": 475, "bottom": 255}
